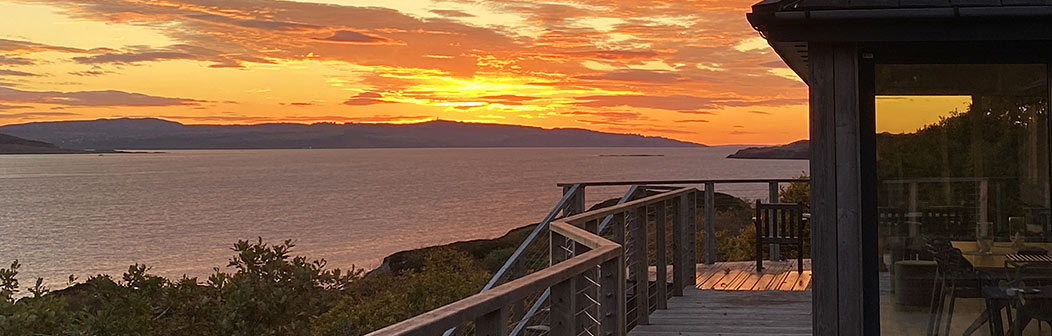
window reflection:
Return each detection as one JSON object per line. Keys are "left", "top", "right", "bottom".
{"left": 875, "top": 64, "right": 1052, "bottom": 335}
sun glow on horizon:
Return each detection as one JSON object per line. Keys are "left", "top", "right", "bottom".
{"left": 0, "top": 0, "right": 809, "bottom": 145}
{"left": 876, "top": 96, "right": 972, "bottom": 134}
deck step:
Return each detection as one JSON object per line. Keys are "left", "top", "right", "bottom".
{"left": 627, "top": 288, "right": 812, "bottom": 336}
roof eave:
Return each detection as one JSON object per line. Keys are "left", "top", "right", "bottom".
{"left": 747, "top": 4, "right": 1052, "bottom": 85}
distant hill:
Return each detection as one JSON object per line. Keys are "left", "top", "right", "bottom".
{"left": 0, "top": 133, "right": 84, "bottom": 154}
{"left": 0, "top": 118, "right": 703, "bottom": 150}
{"left": 726, "top": 140, "right": 809, "bottom": 160}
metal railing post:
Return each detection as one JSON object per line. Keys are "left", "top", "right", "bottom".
{"left": 386, "top": 184, "right": 814, "bottom": 336}
{"left": 563, "top": 184, "right": 586, "bottom": 216}
{"left": 577, "top": 220, "right": 599, "bottom": 335}
{"left": 689, "top": 191, "right": 699, "bottom": 286}
{"left": 508, "top": 185, "right": 638, "bottom": 336}
{"left": 552, "top": 228, "right": 570, "bottom": 265}
{"left": 631, "top": 206, "right": 649, "bottom": 325}
{"left": 671, "top": 198, "right": 684, "bottom": 296}
{"left": 551, "top": 275, "right": 577, "bottom": 336}
{"left": 599, "top": 254, "right": 626, "bottom": 336}
{"left": 769, "top": 181, "right": 781, "bottom": 261}
{"left": 475, "top": 306, "right": 508, "bottom": 336}
{"left": 654, "top": 200, "right": 668, "bottom": 308}
{"left": 704, "top": 183, "right": 715, "bottom": 265}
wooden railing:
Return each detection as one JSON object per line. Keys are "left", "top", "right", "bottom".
{"left": 558, "top": 178, "right": 809, "bottom": 263}
{"left": 370, "top": 187, "right": 700, "bottom": 336}
{"left": 550, "top": 187, "right": 698, "bottom": 333}
{"left": 460, "top": 179, "right": 808, "bottom": 336}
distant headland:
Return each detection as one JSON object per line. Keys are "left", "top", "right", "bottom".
{"left": 726, "top": 139, "right": 809, "bottom": 160}
{"left": 0, "top": 133, "right": 129, "bottom": 154}
{"left": 0, "top": 118, "right": 704, "bottom": 150}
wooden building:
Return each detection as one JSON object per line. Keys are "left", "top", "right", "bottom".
{"left": 749, "top": 2, "right": 1052, "bottom": 335}
{"left": 369, "top": 4, "right": 1052, "bottom": 336}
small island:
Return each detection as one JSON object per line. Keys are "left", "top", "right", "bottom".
{"left": 726, "top": 139, "right": 809, "bottom": 160}
{"left": 0, "top": 133, "right": 88, "bottom": 154}
{"left": 0, "top": 133, "right": 129, "bottom": 154}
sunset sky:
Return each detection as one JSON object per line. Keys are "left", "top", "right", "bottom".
{"left": 0, "top": 0, "right": 810, "bottom": 145}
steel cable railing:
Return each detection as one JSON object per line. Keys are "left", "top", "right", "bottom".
{"left": 373, "top": 179, "right": 811, "bottom": 336}
{"left": 371, "top": 187, "right": 699, "bottom": 336}
{"left": 507, "top": 185, "right": 643, "bottom": 336}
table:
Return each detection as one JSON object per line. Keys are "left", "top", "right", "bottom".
{"left": 951, "top": 241, "right": 1052, "bottom": 335}
{"left": 951, "top": 241, "right": 1052, "bottom": 272}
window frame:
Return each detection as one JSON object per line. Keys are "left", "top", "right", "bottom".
{"left": 859, "top": 41, "right": 1052, "bottom": 335}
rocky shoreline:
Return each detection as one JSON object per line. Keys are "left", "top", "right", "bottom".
{"left": 368, "top": 190, "right": 758, "bottom": 279}
{"left": 368, "top": 223, "right": 537, "bottom": 277}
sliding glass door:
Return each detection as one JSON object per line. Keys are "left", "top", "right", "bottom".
{"left": 874, "top": 63, "right": 1052, "bottom": 335}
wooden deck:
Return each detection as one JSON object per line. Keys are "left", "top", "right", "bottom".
{"left": 631, "top": 260, "right": 813, "bottom": 336}
{"left": 628, "top": 289, "right": 813, "bottom": 335}
{"left": 695, "top": 259, "right": 812, "bottom": 291}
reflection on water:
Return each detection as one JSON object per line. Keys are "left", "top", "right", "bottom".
{"left": 0, "top": 147, "right": 808, "bottom": 286}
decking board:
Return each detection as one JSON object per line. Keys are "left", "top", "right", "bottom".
{"left": 627, "top": 289, "right": 813, "bottom": 336}
{"left": 692, "top": 259, "right": 812, "bottom": 291}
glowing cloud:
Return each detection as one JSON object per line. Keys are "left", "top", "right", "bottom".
{"left": 0, "top": 0, "right": 809, "bottom": 145}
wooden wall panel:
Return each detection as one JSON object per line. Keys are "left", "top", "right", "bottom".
{"left": 809, "top": 42, "right": 867, "bottom": 335}
{"left": 833, "top": 43, "right": 865, "bottom": 335}
{"left": 808, "top": 42, "right": 840, "bottom": 336}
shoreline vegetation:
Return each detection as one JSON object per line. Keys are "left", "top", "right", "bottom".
{"left": 2, "top": 179, "right": 808, "bottom": 335}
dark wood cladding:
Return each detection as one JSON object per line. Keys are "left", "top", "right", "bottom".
{"left": 808, "top": 42, "right": 869, "bottom": 335}
{"left": 808, "top": 42, "right": 841, "bottom": 336}
{"left": 796, "top": 0, "right": 1052, "bottom": 9}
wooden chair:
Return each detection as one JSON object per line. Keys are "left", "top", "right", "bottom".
{"left": 755, "top": 201, "right": 807, "bottom": 274}
{"left": 1007, "top": 262, "right": 1052, "bottom": 336}
{"left": 925, "top": 241, "right": 1012, "bottom": 336}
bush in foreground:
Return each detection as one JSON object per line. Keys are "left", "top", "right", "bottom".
{"left": 1, "top": 239, "right": 489, "bottom": 336}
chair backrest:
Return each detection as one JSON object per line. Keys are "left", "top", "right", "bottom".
{"left": 755, "top": 200, "right": 806, "bottom": 241}
{"left": 931, "top": 246, "right": 977, "bottom": 279}
{"left": 926, "top": 239, "right": 1001, "bottom": 287}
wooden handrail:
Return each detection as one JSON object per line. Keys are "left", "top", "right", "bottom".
{"left": 368, "top": 187, "right": 700, "bottom": 336}
{"left": 550, "top": 221, "right": 612, "bottom": 250}
{"left": 371, "top": 243, "right": 621, "bottom": 335}
{"left": 556, "top": 179, "right": 809, "bottom": 263}
{"left": 556, "top": 178, "right": 809, "bottom": 187}
{"left": 561, "top": 187, "right": 695, "bottom": 225}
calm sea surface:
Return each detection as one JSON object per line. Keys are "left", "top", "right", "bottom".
{"left": 0, "top": 147, "right": 807, "bottom": 286}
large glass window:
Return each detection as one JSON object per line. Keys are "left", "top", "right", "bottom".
{"left": 875, "top": 64, "right": 1052, "bottom": 335}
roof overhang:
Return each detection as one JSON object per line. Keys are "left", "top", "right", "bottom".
{"left": 747, "top": 2, "right": 1052, "bottom": 84}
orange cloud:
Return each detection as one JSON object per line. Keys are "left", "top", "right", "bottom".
{"left": 314, "top": 31, "right": 406, "bottom": 46}
{"left": 343, "top": 92, "right": 386, "bottom": 106}
{"left": 0, "top": 38, "right": 86, "bottom": 54}
{"left": 0, "top": 0, "right": 809, "bottom": 144}
{"left": 0, "top": 69, "right": 39, "bottom": 77}
{"left": 72, "top": 44, "right": 275, "bottom": 68}
{"left": 0, "top": 87, "right": 202, "bottom": 106}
